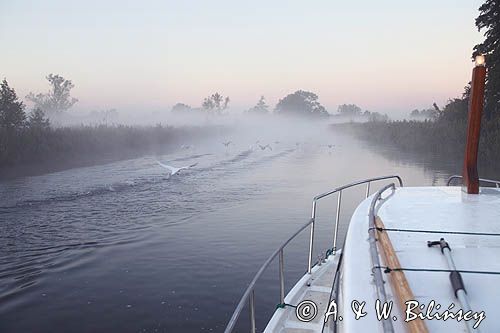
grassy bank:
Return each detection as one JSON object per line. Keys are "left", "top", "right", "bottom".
{"left": 0, "top": 124, "right": 221, "bottom": 179}
{"left": 340, "top": 116, "right": 500, "bottom": 179}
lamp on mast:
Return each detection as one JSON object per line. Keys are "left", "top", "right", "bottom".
{"left": 462, "top": 55, "right": 487, "bottom": 194}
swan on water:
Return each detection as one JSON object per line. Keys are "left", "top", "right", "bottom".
{"left": 258, "top": 144, "right": 272, "bottom": 151}
{"left": 156, "top": 161, "right": 198, "bottom": 176}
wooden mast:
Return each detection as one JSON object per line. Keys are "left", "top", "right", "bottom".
{"left": 375, "top": 217, "right": 429, "bottom": 333}
{"left": 463, "top": 55, "right": 487, "bottom": 194}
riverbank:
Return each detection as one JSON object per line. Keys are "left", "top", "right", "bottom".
{"left": 335, "top": 118, "right": 500, "bottom": 180}
{"left": 0, "top": 124, "right": 224, "bottom": 180}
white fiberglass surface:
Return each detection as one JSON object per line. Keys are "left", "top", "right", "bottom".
{"left": 340, "top": 186, "right": 500, "bottom": 332}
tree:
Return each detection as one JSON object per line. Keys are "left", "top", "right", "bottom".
{"left": 365, "top": 111, "right": 389, "bottom": 122}
{"left": 26, "top": 74, "right": 78, "bottom": 115}
{"left": 202, "top": 97, "right": 214, "bottom": 110}
{"left": 421, "top": 108, "right": 438, "bottom": 119}
{"left": 432, "top": 84, "right": 471, "bottom": 122}
{"left": 28, "top": 108, "right": 50, "bottom": 130}
{"left": 202, "top": 93, "right": 230, "bottom": 113}
{"left": 0, "top": 79, "right": 26, "bottom": 130}
{"left": 410, "top": 109, "right": 421, "bottom": 117}
{"left": 171, "top": 103, "right": 192, "bottom": 113}
{"left": 409, "top": 107, "right": 438, "bottom": 120}
{"left": 274, "top": 90, "right": 328, "bottom": 117}
{"left": 337, "top": 104, "right": 362, "bottom": 118}
{"left": 247, "top": 96, "right": 269, "bottom": 114}
{"left": 474, "top": 0, "right": 500, "bottom": 118}
{"left": 88, "top": 109, "right": 119, "bottom": 124}
{"left": 212, "top": 93, "right": 223, "bottom": 109}
{"left": 438, "top": 97, "right": 469, "bottom": 122}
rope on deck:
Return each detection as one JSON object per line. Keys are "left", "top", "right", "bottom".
{"left": 368, "top": 226, "right": 500, "bottom": 237}
{"left": 373, "top": 265, "right": 500, "bottom": 276}
{"left": 275, "top": 302, "right": 297, "bottom": 309}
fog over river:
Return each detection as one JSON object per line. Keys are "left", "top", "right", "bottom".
{"left": 0, "top": 123, "right": 456, "bottom": 332}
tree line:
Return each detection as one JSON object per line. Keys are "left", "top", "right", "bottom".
{"left": 172, "top": 90, "right": 330, "bottom": 117}
{"left": 0, "top": 77, "right": 216, "bottom": 176}
{"left": 2, "top": 73, "right": 378, "bottom": 176}
{"left": 173, "top": 90, "right": 387, "bottom": 120}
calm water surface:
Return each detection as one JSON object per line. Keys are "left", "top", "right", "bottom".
{"left": 0, "top": 130, "right": 456, "bottom": 332}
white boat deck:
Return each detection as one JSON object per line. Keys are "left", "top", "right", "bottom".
{"left": 264, "top": 253, "right": 340, "bottom": 333}
{"left": 341, "top": 186, "right": 500, "bottom": 332}
{"left": 265, "top": 186, "right": 500, "bottom": 333}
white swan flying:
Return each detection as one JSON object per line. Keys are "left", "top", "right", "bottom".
{"left": 156, "top": 161, "right": 198, "bottom": 176}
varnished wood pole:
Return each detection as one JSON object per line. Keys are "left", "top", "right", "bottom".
{"left": 375, "top": 217, "right": 429, "bottom": 333}
{"left": 463, "top": 60, "right": 486, "bottom": 194}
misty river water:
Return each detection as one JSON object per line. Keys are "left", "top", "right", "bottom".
{"left": 0, "top": 127, "right": 458, "bottom": 332}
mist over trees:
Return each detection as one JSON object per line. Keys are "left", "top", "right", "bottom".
{"left": 89, "top": 109, "right": 119, "bottom": 125}
{"left": 170, "top": 90, "right": 389, "bottom": 122}
{"left": 26, "top": 74, "right": 78, "bottom": 115}
{"left": 409, "top": 108, "right": 438, "bottom": 120}
{"left": 333, "top": 103, "right": 388, "bottom": 122}
{"left": 171, "top": 103, "right": 193, "bottom": 113}
{"left": 170, "top": 93, "right": 230, "bottom": 114}
{"left": 0, "top": 79, "right": 219, "bottom": 177}
{"left": 362, "top": 110, "right": 389, "bottom": 122}
{"left": 275, "top": 90, "right": 328, "bottom": 117}
{"left": 28, "top": 108, "right": 50, "bottom": 130}
{"left": 202, "top": 93, "right": 230, "bottom": 113}
{"left": 246, "top": 96, "right": 269, "bottom": 114}
{"left": 3, "top": 0, "right": 498, "bottom": 178}
{"left": 347, "top": 87, "right": 500, "bottom": 169}
{"left": 337, "top": 104, "right": 362, "bottom": 117}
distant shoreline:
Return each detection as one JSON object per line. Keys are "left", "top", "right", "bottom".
{"left": 0, "top": 144, "right": 168, "bottom": 180}
{"left": 0, "top": 124, "right": 224, "bottom": 181}
{"left": 334, "top": 121, "right": 500, "bottom": 180}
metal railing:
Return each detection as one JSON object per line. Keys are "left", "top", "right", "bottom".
{"left": 224, "top": 219, "right": 313, "bottom": 333}
{"left": 367, "top": 183, "right": 397, "bottom": 333}
{"left": 224, "top": 175, "right": 403, "bottom": 333}
{"left": 308, "top": 175, "right": 403, "bottom": 273}
{"left": 447, "top": 175, "right": 500, "bottom": 188}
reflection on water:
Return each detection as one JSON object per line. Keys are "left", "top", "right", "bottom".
{"left": 0, "top": 131, "right": 455, "bottom": 332}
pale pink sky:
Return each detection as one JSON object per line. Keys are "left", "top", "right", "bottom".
{"left": 1, "top": 0, "right": 485, "bottom": 115}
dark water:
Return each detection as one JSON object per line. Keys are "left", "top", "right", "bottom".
{"left": 0, "top": 130, "right": 457, "bottom": 332}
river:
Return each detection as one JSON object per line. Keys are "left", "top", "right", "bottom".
{"left": 0, "top": 126, "right": 457, "bottom": 332}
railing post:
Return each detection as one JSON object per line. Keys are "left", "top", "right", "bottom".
{"left": 249, "top": 290, "right": 256, "bottom": 333}
{"left": 308, "top": 202, "right": 316, "bottom": 274}
{"left": 333, "top": 190, "right": 342, "bottom": 254}
{"left": 366, "top": 182, "right": 371, "bottom": 198}
{"left": 279, "top": 249, "right": 285, "bottom": 304}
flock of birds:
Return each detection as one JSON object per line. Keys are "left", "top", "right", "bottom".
{"left": 222, "top": 140, "right": 271, "bottom": 151}
{"left": 156, "top": 140, "right": 336, "bottom": 177}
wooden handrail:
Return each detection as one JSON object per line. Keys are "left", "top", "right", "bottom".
{"left": 375, "top": 217, "right": 429, "bottom": 333}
